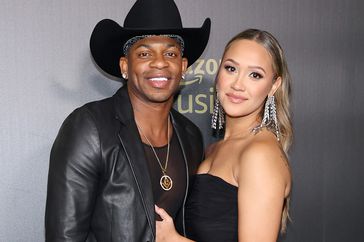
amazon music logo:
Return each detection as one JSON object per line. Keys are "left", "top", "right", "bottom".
{"left": 175, "top": 58, "right": 221, "bottom": 114}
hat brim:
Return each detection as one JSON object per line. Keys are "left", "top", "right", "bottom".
{"left": 90, "top": 18, "right": 211, "bottom": 78}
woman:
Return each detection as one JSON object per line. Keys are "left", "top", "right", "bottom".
{"left": 156, "top": 28, "right": 292, "bottom": 242}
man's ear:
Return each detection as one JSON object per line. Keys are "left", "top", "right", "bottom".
{"left": 269, "top": 76, "right": 282, "bottom": 96}
{"left": 119, "top": 57, "right": 128, "bottom": 78}
{"left": 181, "top": 57, "right": 188, "bottom": 74}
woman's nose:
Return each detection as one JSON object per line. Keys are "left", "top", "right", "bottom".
{"left": 231, "top": 76, "right": 245, "bottom": 91}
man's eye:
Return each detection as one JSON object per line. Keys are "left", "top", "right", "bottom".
{"left": 249, "top": 72, "right": 263, "bottom": 79}
{"left": 165, "top": 52, "right": 178, "bottom": 57}
{"left": 138, "top": 52, "right": 150, "bottom": 58}
{"left": 224, "top": 65, "right": 236, "bottom": 72}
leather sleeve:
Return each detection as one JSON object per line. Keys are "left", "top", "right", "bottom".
{"left": 45, "top": 108, "right": 102, "bottom": 242}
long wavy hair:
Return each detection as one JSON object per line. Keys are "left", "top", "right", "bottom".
{"left": 224, "top": 29, "right": 293, "bottom": 233}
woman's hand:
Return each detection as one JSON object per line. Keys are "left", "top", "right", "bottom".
{"left": 155, "top": 205, "right": 185, "bottom": 242}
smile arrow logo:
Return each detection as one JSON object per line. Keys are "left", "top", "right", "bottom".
{"left": 180, "top": 74, "right": 203, "bottom": 86}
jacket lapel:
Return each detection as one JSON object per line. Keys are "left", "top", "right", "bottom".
{"left": 171, "top": 110, "right": 193, "bottom": 174}
{"left": 170, "top": 110, "right": 193, "bottom": 236}
{"left": 113, "top": 86, "right": 156, "bottom": 237}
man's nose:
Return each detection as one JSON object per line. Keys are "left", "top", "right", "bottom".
{"left": 150, "top": 53, "right": 169, "bottom": 69}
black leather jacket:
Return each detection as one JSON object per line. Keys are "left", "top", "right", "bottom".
{"left": 45, "top": 86, "right": 204, "bottom": 242}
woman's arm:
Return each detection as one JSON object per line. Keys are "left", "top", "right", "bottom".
{"left": 236, "top": 141, "right": 290, "bottom": 242}
{"left": 155, "top": 205, "right": 195, "bottom": 242}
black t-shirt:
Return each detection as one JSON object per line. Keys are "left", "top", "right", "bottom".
{"left": 143, "top": 131, "right": 186, "bottom": 220}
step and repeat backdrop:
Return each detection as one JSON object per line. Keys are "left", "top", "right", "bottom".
{"left": 1, "top": 0, "right": 363, "bottom": 241}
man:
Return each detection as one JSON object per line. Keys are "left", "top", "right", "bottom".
{"left": 45, "top": 0, "right": 210, "bottom": 241}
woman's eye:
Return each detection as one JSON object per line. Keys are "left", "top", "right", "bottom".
{"left": 249, "top": 72, "right": 263, "bottom": 79}
{"left": 224, "top": 65, "right": 236, "bottom": 73}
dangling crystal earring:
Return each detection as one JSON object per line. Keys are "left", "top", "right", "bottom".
{"left": 253, "top": 95, "right": 280, "bottom": 140}
{"left": 122, "top": 73, "right": 128, "bottom": 79}
{"left": 211, "top": 92, "right": 225, "bottom": 130}
{"left": 181, "top": 73, "right": 186, "bottom": 80}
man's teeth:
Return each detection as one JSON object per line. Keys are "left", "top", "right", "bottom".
{"left": 149, "top": 77, "right": 168, "bottom": 81}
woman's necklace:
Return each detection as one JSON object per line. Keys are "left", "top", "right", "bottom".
{"left": 136, "top": 116, "right": 173, "bottom": 191}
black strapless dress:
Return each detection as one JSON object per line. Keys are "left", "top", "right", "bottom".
{"left": 185, "top": 174, "right": 238, "bottom": 242}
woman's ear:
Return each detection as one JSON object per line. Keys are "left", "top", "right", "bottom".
{"left": 269, "top": 76, "right": 282, "bottom": 96}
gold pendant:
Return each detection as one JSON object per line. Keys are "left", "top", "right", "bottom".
{"left": 160, "top": 174, "right": 173, "bottom": 191}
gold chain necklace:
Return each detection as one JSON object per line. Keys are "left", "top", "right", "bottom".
{"left": 136, "top": 116, "right": 173, "bottom": 191}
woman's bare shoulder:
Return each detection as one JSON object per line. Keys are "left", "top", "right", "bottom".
{"left": 237, "top": 131, "right": 290, "bottom": 182}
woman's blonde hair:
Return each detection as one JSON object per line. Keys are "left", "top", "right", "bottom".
{"left": 224, "top": 29, "right": 293, "bottom": 233}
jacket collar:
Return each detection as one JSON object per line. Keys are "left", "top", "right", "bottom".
{"left": 113, "top": 85, "right": 135, "bottom": 125}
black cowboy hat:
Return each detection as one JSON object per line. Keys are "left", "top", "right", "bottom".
{"left": 90, "top": 0, "right": 211, "bottom": 78}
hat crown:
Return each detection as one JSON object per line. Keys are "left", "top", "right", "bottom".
{"left": 90, "top": 0, "right": 211, "bottom": 78}
{"left": 124, "top": 0, "right": 183, "bottom": 29}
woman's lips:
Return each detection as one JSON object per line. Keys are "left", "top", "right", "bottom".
{"left": 226, "top": 93, "right": 248, "bottom": 104}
